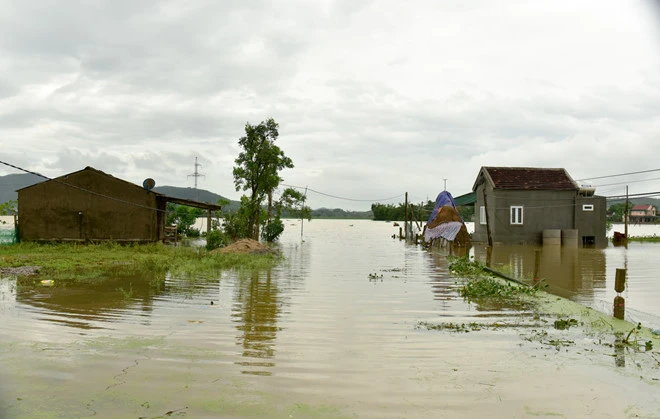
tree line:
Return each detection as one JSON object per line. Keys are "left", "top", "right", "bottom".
{"left": 371, "top": 202, "right": 475, "bottom": 223}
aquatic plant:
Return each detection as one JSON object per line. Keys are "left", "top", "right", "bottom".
{"left": 553, "top": 318, "right": 579, "bottom": 330}
{"left": 460, "top": 277, "right": 537, "bottom": 300}
{"left": 448, "top": 255, "right": 485, "bottom": 278}
{"left": 368, "top": 272, "right": 383, "bottom": 280}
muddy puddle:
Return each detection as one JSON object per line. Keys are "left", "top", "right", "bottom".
{"left": 1, "top": 220, "right": 659, "bottom": 418}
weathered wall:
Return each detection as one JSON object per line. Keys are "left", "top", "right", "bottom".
{"left": 473, "top": 184, "right": 578, "bottom": 244}
{"left": 18, "top": 169, "right": 162, "bottom": 242}
{"left": 574, "top": 195, "right": 607, "bottom": 247}
{"left": 472, "top": 183, "right": 492, "bottom": 243}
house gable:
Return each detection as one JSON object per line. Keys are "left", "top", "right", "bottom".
{"left": 17, "top": 166, "right": 164, "bottom": 197}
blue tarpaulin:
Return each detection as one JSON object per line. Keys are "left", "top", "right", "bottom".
{"left": 423, "top": 191, "right": 465, "bottom": 242}
{"left": 426, "top": 191, "right": 462, "bottom": 224}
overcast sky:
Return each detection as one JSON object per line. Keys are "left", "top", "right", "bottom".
{"left": 1, "top": 0, "right": 660, "bottom": 210}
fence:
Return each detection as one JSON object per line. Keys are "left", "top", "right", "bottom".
{"left": 0, "top": 227, "right": 17, "bottom": 245}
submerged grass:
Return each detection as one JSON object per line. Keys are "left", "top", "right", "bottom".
{"left": 448, "top": 255, "right": 539, "bottom": 309}
{"left": 0, "top": 242, "right": 279, "bottom": 285}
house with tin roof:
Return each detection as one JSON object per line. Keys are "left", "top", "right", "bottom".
{"left": 471, "top": 167, "right": 607, "bottom": 247}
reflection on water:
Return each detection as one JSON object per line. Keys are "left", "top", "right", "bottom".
{"left": 2, "top": 219, "right": 660, "bottom": 417}
{"left": 14, "top": 273, "right": 160, "bottom": 330}
{"left": 232, "top": 270, "right": 280, "bottom": 375}
{"left": 472, "top": 239, "right": 660, "bottom": 329}
{"left": 473, "top": 244, "right": 607, "bottom": 298}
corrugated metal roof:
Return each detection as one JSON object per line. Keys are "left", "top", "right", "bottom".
{"left": 453, "top": 192, "right": 476, "bottom": 206}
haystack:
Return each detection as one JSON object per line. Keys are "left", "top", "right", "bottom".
{"left": 423, "top": 191, "right": 471, "bottom": 248}
{"left": 211, "top": 238, "right": 272, "bottom": 254}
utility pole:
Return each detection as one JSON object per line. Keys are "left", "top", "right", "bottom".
{"left": 404, "top": 192, "right": 409, "bottom": 240}
{"left": 188, "top": 157, "right": 205, "bottom": 201}
{"left": 301, "top": 186, "right": 308, "bottom": 240}
{"left": 624, "top": 185, "right": 629, "bottom": 239}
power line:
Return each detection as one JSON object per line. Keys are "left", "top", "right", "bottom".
{"left": 576, "top": 168, "right": 660, "bottom": 181}
{"left": 592, "top": 176, "right": 660, "bottom": 188}
{"left": 0, "top": 160, "right": 170, "bottom": 214}
{"left": 604, "top": 191, "right": 660, "bottom": 200}
{"left": 281, "top": 183, "right": 404, "bottom": 203}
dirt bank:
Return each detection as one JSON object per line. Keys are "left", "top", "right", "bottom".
{"left": 211, "top": 238, "right": 273, "bottom": 254}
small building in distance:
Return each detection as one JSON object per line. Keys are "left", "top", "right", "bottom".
{"left": 628, "top": 204, "right": 657, "bottom": 224}
{"left": 471, "top": 166, "right": 607, "bottom": 247}
{"left": 17, "top": 167, "right": 222, "bottom": 243}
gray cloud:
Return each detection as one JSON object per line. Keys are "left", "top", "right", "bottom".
{"left": 1, "top": 0, "right": 660, "bottom": 210}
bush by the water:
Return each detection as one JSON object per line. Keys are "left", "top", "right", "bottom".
{"left": 206, "top": 230, "right": 228, "bottom": 251}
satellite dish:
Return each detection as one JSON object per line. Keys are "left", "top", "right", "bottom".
{"left": 143, "top": 178, "right": 156, "bottom": 191}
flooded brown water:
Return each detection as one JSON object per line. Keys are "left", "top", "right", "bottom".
{"left": 1, "top": 220, "right": 659, "bottom": 418}
{"left": 468, "top": 222, "right": 660, "bottom": 330}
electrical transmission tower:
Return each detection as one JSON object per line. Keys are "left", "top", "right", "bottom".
{"left": 188, "top": 157, "right": 205, "bottom": 201}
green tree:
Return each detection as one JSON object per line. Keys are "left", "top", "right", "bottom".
{"left": 232, "top": 118, "right": 294, "bottom": 240}
{"left": 166, "top": 203, "right": 204, "bottom": 236}
{"left": 371, "top": 203, "right": 406, "bottom": 221}
{"left": 261, "top": 187, "right": 310, "bottom": 242}
{"left": 0, "top": 200, "right": 17, "bottom": 225}
{"left": 607, "top": 203, "right": 628, "bottom": 222}
{"left": 457, "top": 206, "right": 475, "bottom": 222}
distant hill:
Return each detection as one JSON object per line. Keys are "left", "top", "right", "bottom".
{"left": 0, "top": 173, "right": 241, "bottom": 212}
{"left": 607, "top": 197, "right": 660, "bottom": 207}
{"left": 309, "top": 207, "right": 372, "bottom": 219}
{"left": 152, "top": 186, "right": 240, "bottom": 212}
{"left": 0, "top": 173, "right": 46, "bottom": 202}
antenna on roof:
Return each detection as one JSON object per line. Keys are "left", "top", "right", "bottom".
{"left": 188, "top": 157, "right": 205, "bottom": 201}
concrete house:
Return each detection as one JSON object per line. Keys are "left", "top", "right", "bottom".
{"left": 472, "top": 167, "right": 607, "bottom": 247}
{"left": 629, "top": 204, "right": 657, "bottom": 224}
{"left": 17, "top": 167, "right": 222, "bottom": 242}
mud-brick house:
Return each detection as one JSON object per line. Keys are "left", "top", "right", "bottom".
{"left": 17, "top": 167, "right": 222, "bottom": 242}
{"left": 471, "top": 167, "right": 607, "bottom": 247}
{"left": 628, "top": 204, "right": 657, "bottom": 224}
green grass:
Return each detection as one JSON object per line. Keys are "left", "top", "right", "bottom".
{"left": 626, "top": 235, "right": 660, "bottom": 242}
{"left": 0, "top": 242, "right": 279, "bottom": 285}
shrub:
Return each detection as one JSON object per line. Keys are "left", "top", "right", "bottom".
{"left": 206, "top": 230, "right": 228, "bottom": 251}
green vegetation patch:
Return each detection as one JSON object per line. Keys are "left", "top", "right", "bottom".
{"left": 448, "top": 255, "right": 538, "bottom": 309}
{"left": 626, "top": 235, "right": 660, "bottom": 243}
{"left": 448, "top": 255, "right": 486, "bottom": 278}
{"left": 0, "top": 242, "right": 279, "bottom": 286}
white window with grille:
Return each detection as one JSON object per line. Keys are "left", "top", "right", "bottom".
{"left": 510, "top": 206, "right": 523, "bottom": 225}
{"left": 479, "top": 206, "right": 487, "bottom": 225}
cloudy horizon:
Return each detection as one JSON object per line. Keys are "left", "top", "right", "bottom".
{"left": 2, "top": 0, "right": 660, "bottom": 210}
